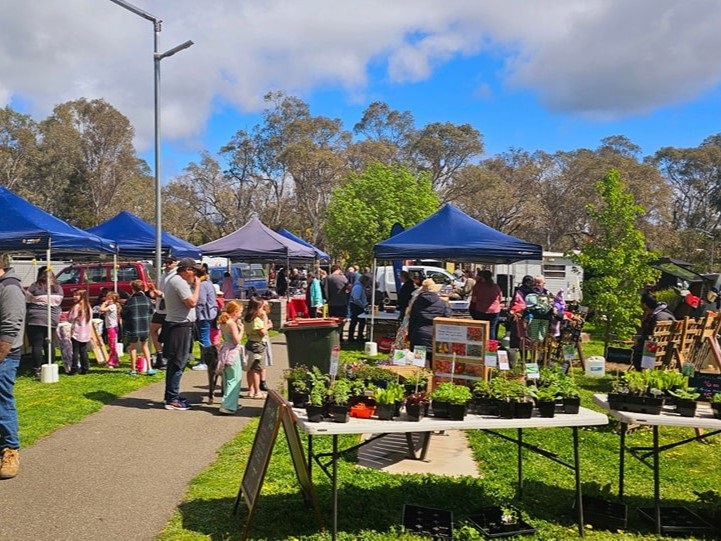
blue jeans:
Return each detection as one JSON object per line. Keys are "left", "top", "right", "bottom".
{"left": 0, "top": 353, "right": 20, "bottom": 449}
{"left": 163, "top": 322, "right": 193, "bottom": 403}
{"left": 195, "top": 319, "right": 212, "bottom": 348}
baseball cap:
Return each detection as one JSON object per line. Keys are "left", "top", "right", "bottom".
{"left": 177, "top": 257, "right": 202, "bottom": 271}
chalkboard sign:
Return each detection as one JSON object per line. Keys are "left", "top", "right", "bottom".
{"left": 234, "top": 390, "right": 321, "bottom": 540}
{"left": 690, "top": 373, "right": 721, "bottom": 401}
{"left": 235, "top": 391, "right": 284, "bottom": 539}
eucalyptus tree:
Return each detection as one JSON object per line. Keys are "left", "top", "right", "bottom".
{"left": 350, "top": 101, "right": 416, "bottom": 170}
{"left": 35, "top": 98, "right": 149, "bottom": 227}
{"left": 0, "top": 106, "right": 39, "bottom": 195}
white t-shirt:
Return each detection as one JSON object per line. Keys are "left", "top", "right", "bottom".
{"left": 155, "top": 267, "right": 177, "bottom": 315}
{"left": 104, "top": 303, "right": 118, "bottom": 329}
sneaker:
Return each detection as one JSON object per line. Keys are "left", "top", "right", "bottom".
{"left": 191, "top": 363, "right": 208, "bottom": 371}
{"left": 165, "top": 400, "right": 190, "bottom": 411}
{"left": 146, "top": 369, "right": 157, "bottom": 376}
{"left": 259, "top": 381, "right": 268, "bottom": 391}
{"left": 127, "top": 370, "right": 138, "bottom": 376}
{"left": 155, "top": 354, "right": 168, "bottom": 370}
{"left": 0, "top": 448, "right": 19, "bottom": 479}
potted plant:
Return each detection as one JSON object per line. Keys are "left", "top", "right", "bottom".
{"left": 712, "top": 393, "right": 721, "bottom": 419}
{"left": 328, "top": 378, "right": 352, "bottom": 423}
{"left": 403, "top": 368, "right": 432, "bottom": 396}
{"left": 405, "top": 391, "right": 429, "bottom": 421}
{"left": 469, "top": 505, "right": 535, "bottom": 537}
{"left": 490, "top": 377, "right": 527, "bottom": 418}
{"left": 556, "top": 376, "right": 581, "bottom": 414}
{"left": 430, "top": 382, "right": 456, "bottom": 418}
{"left": 607, "top": 370, "right": 664, "bottom": 414}
{"left": 472, "top": 380, "right": 497, "bottom": 416}
{"left": 666, "top": 386, "right": 700, "bottom": 417}
{"left": 374, "top": 382, "right": 405, "bottom": 420}
{"left": 283, "top": 364, "right": 310, "bottom": 407}
{"left": 531, "top": 384, "right": 561, "bottom": 418}
{"left": 304, "top": 367, "right": 329, "bottom": 423}
{"left": 448, "top": 383, "right": 473, "bottom": 421}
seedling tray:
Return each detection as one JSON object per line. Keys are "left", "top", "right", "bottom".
{"left": 580, "top": 496, "right": 628, "bottom": 531}
{"left": 402, "top": 503, "right": 453, "bottom": 540}
{"left": 638, "top": 506, "right": 716, "bottom": 536}
{"left": 468, "top": 506, "right": 536, "bottom": 538}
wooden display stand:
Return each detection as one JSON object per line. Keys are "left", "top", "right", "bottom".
{"left": 431, "top": 317, "right": 489, "bottom": 385}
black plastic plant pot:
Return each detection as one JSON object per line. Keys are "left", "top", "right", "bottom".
{"left": 475, "top": 397, "right": 498, "bottom": 416}
{"left": 376, "top": 403, "right": 395, "bottom": 420}
{"left": 674, "top": 398, "right": 698, "bottom": 418}
{"left": 580, "top": 495, "right": 628, "bottom": 531}
{"left": 607, "top": 393, "right": 663, "bottom": 415}
{"left": 713, "top": 403, "right": 721, "bottom": 419}
{"left": 497, "top": 401, "right": 515, "bottom": 419}
{"left": 562, "top": 396, "right": 580, "bottom": 414}
{"left": 305, "top": 404, "right": 324, "bottom": 423}
{"left": 447, "top": 403, "right": 467, "bottom": 421}
{"left": 291, "top": 391, "right": 308, "bottom": 408}
{"left": 406, "top": 404, "right": 424, "bottom": 422}
{"left": 537, "top": 400, "right": 556, "bottom": 418}
{"left": 330, "top": 404, "right": 350, "bottom": 423}
{"left": 402, "top": 503, "right": 453, "bottom": 540}
{"left": 431, "top": 400, "right": 449, "bottom": 418}
{"left": 468, "top": 506, "right": 536, "bottom": 538}
{"left": 514, "top": 401, "right": 533, "bottom": 419}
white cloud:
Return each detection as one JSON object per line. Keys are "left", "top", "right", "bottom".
{"left": 2, "top": 0, "right": 721, "bottom": 153}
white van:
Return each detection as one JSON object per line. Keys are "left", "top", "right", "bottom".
{"left": 374, "top": 265, "right": 460, "bottom": 304}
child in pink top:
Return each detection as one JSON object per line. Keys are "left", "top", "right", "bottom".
{"left": 67, "top": 290, "right": 93, "bottom": 374}
{"left": 99, "top": 291, "right": 121, "bottom": 368}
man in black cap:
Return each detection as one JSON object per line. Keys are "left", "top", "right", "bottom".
{"left": 162, "top": 257, "right": 201, "bottom": 410}
{"left": 149, "top": 255, "right": 178, "bottom": 369}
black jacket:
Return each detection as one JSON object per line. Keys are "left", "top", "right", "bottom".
{"left": 409, "top": 291, "right": 451, "bottom": 350}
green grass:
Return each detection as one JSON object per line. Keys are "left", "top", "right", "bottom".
{"left": 15, "top": 332, "right": 721, "bottom": 539}
{"left": 156, "top": 341, "right": 721, "bottom": 540}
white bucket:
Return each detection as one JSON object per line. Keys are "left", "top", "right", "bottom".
{"left": 585, "top": 356, "right": 605, "bottom": 377}
{"left": 41, "top": 363, "right": 59, "bottom": 384}
{"left": 364, "top": 342, "right": 378, "bottom": 356}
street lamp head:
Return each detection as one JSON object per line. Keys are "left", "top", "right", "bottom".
{"left": 108, "top": 0, "right": 159, "bottom": 23}
{"left": 156, "top": 40, "right": 194, "bottom": 60}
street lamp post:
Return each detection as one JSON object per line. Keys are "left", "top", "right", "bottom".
{"left": 109, "top": 0, "right": 193, "bottom": 278}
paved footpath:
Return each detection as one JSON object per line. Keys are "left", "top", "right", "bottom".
{"left": 0, "top": 336, "right": 290, "bottom": 541}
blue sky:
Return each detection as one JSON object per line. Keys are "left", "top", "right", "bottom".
{"left": 4, "top": 0, "right": 721, "bottom": 181}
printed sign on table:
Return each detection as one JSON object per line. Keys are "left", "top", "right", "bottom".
{"left": 432, "top": 317, "right": 489, "bottom": 385}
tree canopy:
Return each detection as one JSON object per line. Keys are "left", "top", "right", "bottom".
{"left": 324, "top": 162, "right": 439, "bottom": 265}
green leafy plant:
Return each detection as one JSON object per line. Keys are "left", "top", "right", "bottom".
{"left": 489, "top": 377, "right": 526, "bottom": 403}
{"left": 374, "top": 382, "right": 405, "bottom": 405}
{"left": 556, "top": 377, "right": 580, "bottom": 399}
{"left": 306, "top": 366, "right": 330, "bottom": 407}
{"left": 711, "top": 393, "right": 721, "bottom": 404}
{"left": 329, "top": 378, "right": 352, "bottom": 406}
{"left": 404, "top": 368, "right": 433, "bottom": 386}
{"left": 472, "top": 380, "right": 492, "bottom": 397}
{"left": 283, "top": 364, "right": 310, "bottom": 392}
{"left": 668, "top": 387, "right": 700, "bottom": 401}
{"left": 500, "top": 505, "right": 519, "bottom": 525}
{"left": 530, "top": 384, "right": 561, "bottom": 402}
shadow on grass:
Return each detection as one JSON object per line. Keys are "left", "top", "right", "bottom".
{"left": 176, "top": 474, "right": 506, "bottom": 540}
{"left": 84, "top": 390, "right": 119, "bottom": 404}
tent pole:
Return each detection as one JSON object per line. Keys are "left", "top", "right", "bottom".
{"left": 46, "top": 246, "right": 52, "bottom": 367}
{"left": 114, "top": 252, "right": 118, "bottom": 294}
{"left": 370, "top": 259, "right": 377, "bottom": 342}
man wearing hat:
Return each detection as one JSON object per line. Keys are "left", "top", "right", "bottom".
{"left": 149, "top": 255, "right": 178, "bottom": 369}
{"left": 0, "top": 253, "right": 26, "bottom": 478}
{"left": 162, "top": 257, "right": 201, "bottom": 410}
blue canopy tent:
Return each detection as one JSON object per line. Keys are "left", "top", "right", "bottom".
{"left": 277, "top": 228, "right": 330, "bottom": 263}
{"left": 0, "top": 186, "right": 118, "bottom": 377}
{"left": 370, "top": 204, "right": 543, "bottom": 335}
{"left": 86, "top": 210, "right": 201, "bottom": 259}
{"left": 0, "top": 186, "right": 117, "bottom": 256}
{"left": 374, "top": 204, "right": 543, "bottom": 264}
